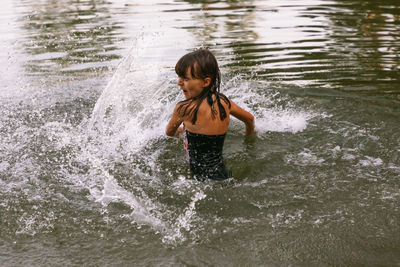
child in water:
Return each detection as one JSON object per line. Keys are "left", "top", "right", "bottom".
{"left": 166, "top": 49, "right": 255, "bottom": 181}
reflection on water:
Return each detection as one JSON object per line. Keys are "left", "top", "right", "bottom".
{"left": 171, "top": 0, "right": 400, "bottom": 92}
{"left": 175, "top": 0, "right": 259, "bottom": 47}
{"left": 18, "top": 0, "right": 127, "bottom": 77}
{"left": 324, "top": 1, "right": 400, "bottom": 91}
{"left": 9, "top": 0, "right": 400, "bottom": 93}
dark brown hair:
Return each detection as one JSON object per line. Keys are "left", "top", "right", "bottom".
{"left": 175, "top": 49, "right": 230, "bottom": 124}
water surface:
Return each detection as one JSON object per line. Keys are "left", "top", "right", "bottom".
{"left": 1, "top": 0, "right": 400, "bottom": 265}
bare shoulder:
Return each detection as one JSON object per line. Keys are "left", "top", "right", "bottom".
{"left": 227, "top": 98, "right": 240, "bottom": 113}
{"left": 215, "top": 93, "right": 231, "bottom": 111}
{"left": 175, "top": 99, "right": 193, "bottom": 116}
{"left": 218, "top": 93, "right": 231, "bottom": 105}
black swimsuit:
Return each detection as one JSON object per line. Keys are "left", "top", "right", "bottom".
{"left": 183, "top": 126, "right": 230, "bottom": 181}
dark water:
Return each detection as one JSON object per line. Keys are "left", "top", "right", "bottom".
{"left": 1, "top": 0, "right": 400, "bottom": 265}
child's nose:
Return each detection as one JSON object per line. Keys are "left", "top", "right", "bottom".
{"left": 177, "top": 77, "right": 183, "bottom": 85}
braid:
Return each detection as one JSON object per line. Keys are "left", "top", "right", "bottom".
{"left": 177, "top": 91, "right": 231, "bottom": 125}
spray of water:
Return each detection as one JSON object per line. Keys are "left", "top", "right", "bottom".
{"left": 0, "top": 29, "right": 319, "bottom": 242}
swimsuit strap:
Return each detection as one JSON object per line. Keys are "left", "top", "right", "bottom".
{"left": 182, "top": 124, "right": 190, "bottom": 164}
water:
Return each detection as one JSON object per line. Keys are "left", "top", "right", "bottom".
{"left": 1, "top": 0, "right": 399, "bottom": 265}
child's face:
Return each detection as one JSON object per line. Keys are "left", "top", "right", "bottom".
{"left": 177, "top": 67, "right": 209, "bottom": 99}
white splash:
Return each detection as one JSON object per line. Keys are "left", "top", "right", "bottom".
{"left": 224, "top": 79, "right": 317, "bottom": 134}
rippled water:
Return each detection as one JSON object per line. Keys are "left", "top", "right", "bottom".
{"left": 1, "top": 0, "right": 400, "bottom": 265}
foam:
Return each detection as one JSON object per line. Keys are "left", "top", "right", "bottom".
{"left": 73, "top": 26, "right": 324, "bottom": 243}
{"left": 93, "top": 171, "right": 166, "bottom": 231}
{"left": 2, "top": 44, "right": 322, "bottom": 243}
{"left": 256, "top": 109, "right": 311, "bottom": 133}
{"left": 359, "top": 156, "right": 383, "bottom": 167}
{"left": 285, "top": 149, "right": 325, "bottom": 166}
{"left": 162, "top": 190, "right": 207, "bottom": 244}
{"left": 222, "top": 79, "right": 318, "bottom": 134}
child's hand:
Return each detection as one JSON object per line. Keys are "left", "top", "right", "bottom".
{"left": 245, "top": 127, "right": 256, "bottom": 136}
{"left": 244, "top": 120, "right": 255, "bottom": 136}
{"left": 176, "top": 126, "right": 184, "bottom": 138}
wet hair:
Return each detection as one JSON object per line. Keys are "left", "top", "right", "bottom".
{"left": 175, "top": 49, "right": 231, "bottom": 125}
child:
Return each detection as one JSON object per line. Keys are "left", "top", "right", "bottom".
{"left": 166, "top": 49, "right": 255, "bottom": 181}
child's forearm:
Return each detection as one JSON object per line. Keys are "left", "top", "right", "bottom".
{"left": 230, "top": 101, "right": 255, "bottom": 136}
{"left": 244, "top": 116, "right": 255, "bottom": 136}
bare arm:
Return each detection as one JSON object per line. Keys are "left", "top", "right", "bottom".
{"left": 166, "top": 104, "right": 184, "bottom": 137}
{"left": 230, "top": 100, "right": 255, "bottom": 136}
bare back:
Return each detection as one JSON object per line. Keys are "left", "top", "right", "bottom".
{"left": 182, "top": 96, "right": 230, "bottom": 135}
{"left": 166, "top": 95, "right": 254, "bottom": 137}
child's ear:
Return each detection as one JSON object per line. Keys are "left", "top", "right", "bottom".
{"left": 203, "top": 77, "right": 211, "bottom": 87}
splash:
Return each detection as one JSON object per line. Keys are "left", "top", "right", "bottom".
{"left": 223, "top": 78, "right": 317, "bottom": 134}
{"left": 80, "top": 33, "right": 205, "bottom": 242}
{"left": 162, "top": 190, "right": 207, "bottom": 244}
{"left": 79, "top": 34, "right": 320, "bottom": 244}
